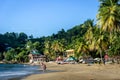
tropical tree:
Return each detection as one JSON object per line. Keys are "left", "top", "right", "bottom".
{"left": 97, "top": 0, "right": 120, "bottom": 61}
{"left": 33, "top": 41, "right": 40, "bottom": 50}
{"left": 97, "top": 0, "right": 120, "bottom": 32}
{"left": 18, "top": 32, "right": 28, "bottom": 45}
{"left": 108, "top": 32, "right": 120, "bottom": 56}
{"left": 4, "top": 48, "right": 17, "bottom": 61}
{"left": 44, "top": 40, "right": 52, "bottom": 60}
{"left": 84, "top": 27, "right": 94, "bottom": 51}
{"left": 83, "top": 20, "right": 98, "bottom": 57}
{"left": 82, "top": 19, "right": 94, "bottom": 28}
{"left": 74, "top": 37, "right": 89, "bottom": 59}
{"left": 26, "top": 40, "right": 33, "bottom": 51}
{"left": 16, "top": 50, "right": 28, "bottom": 63}
{"left": 51, "top": 40, "right": 64, "bottom": 59}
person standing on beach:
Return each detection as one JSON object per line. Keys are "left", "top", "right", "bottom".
{"left": 104, "top": 54, "right": 109, "bottom": 64}
{"left": 40, "top": 62, "right": 46, "bottom": 72}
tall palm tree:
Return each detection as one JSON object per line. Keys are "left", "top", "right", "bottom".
{"left": 97, "top": 0, "right": 120, "bottom": 63}
{"left": 94, "top": 31, "right": 108, "bottom": 63}
{"left": 97, "top": 0, "right": 120, "bottom": 32}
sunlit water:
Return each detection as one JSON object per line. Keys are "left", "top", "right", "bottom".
{"left": 0, "top": 63, "right": 41, "bottom": 80}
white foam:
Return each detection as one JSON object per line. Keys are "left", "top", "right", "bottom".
{"left": 0, "top": 71, "right": 33, "bottom": 77}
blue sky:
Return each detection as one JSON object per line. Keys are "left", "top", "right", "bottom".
{"left": 0, "top": 0, "right": 99, "bottom": 38}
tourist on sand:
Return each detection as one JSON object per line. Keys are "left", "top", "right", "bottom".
{"left": 40, "top": 62, "right": 46, "bottom": 72}
{"left": 104, "top": 54, "right": 109, "bottom": 64}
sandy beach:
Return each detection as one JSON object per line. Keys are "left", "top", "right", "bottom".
{"left": 24, "top": 62, "right": 120, "bottom": 80}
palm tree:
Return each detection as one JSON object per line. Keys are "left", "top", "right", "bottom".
{"left": 97, "top": 0, "right": 120, "bottom": 63}
{"left": 81, "top": 19, "right": 94, "bottom": 28}
{"left": 85, "top": 24, "right": 109, "bottom": 60}
{"left": 74, "top": 38, "right": 89, "bottom": 59}
{"left": 97, "top": 0, "right": 120, "bottom": 32}
{"left": 84, "top": 27, "right": 95, "bottom": 51}
{"left": 108, "top": 32, "right": 120, "bottom": 56}
{"left": 51, "top": 40, "right": 64, "bottom": 59}
{"left": 94, "top": 31, "right": 108, "bottom": 63}
{"left": 44, "top": 40, "right": 52, "bottom": 60}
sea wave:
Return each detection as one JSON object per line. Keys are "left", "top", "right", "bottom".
{"left": 0, "top": 71, "right": 33, "bottom": 77}
{"left": 0, "top": 64, "right": 41, "bottom": 80}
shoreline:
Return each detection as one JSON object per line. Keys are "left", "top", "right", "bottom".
{"left": 0, "top": 63, "right": 42, "bottom": 80}
{"left": 23, "top": 62, "right": 120, "bottom": 80}
{"left": 8, "top": 63, "right": 58, "bottom": 80}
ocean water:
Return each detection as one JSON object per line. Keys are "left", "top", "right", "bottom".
{"left": 0, "top": 63, "right": 41, "bottom": 80}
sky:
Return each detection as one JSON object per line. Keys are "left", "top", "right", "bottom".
{"left": 0, "top": 0, "right": 99, "bottom": 38}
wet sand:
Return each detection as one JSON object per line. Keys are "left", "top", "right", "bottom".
{"left": 24, "top": 62, "right": 120, "bottom": 80}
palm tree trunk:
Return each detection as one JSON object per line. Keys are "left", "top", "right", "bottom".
{"left": 100, "top": 49, "right": 104, "bottom": 64}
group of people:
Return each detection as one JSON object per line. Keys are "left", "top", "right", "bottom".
{"left": 39, "top": 54, "right": 109, "bottom": 72}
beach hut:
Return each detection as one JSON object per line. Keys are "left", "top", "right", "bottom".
{"left": 28, "top": 50, "right": 46, "bottom": 64}
{"left": 66, "top": 49, "right": 74, "bottom": 57}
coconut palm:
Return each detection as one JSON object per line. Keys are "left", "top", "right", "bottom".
{"left": 44, "top": 40, "right": 51, "bottom": 57}
{"left": 82, "top": 19, "right": 94, "bottom": 28}
{"left": 108, "top": 32, "right": 120, "bottom": 56}
{"left": 51, "top": 40, "right": 64, "bottom": 59}
{"left": 97, "top": 0, "right": 120, "bottom": 32}
{"left": 84, "top": 27, "right": 95, "bottom": 51}
{"left": 74, "top": 38, "right": 89, "bottom": 59}
{"left": 96, "top": 0, "right": 120, "bottom": 63}
{"left": 94, "top": 31, "right": 109, "bottom": 63}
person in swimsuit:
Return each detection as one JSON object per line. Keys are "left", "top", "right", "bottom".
{"left": 40, "top": 62, "right": 46, "bottom": 72}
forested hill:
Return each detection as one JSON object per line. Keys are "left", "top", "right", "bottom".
{"left": 0, "top": 19, "right": 120, "bottom": 62}
{"left": 1, "top": 0, "right": 120, "bottom": 63}
{"left": 0, "top": 32, "right": 28, "bottom": 51}
{"left": 31, "top": 19, "right": 94, "bottom": 44}
{"left": 0, "top": 19, "right": 94, "bottom": 62}
{"left": 0, "top": 19, "right": 91, "bottom": 51}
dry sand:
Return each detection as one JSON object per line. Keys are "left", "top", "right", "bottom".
{"left": 24, "top": 62, "right": 120, "bottom": 80}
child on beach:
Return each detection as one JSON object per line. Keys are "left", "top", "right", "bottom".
{"left": 40, "top": 62, "right": 46, "bottom": 72}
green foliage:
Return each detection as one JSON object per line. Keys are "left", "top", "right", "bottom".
{"left": 4, "top": 48, "right": 16, "bottom": 61}
{"left": 97, "top": 0, "right": 120, "bottom": 32}
{"left": 108, "top": 32, "right": 120, "bottom": 56}
{"left": 0, "top": 53, "right": 4, "bottom": 60}
{"left": 16, "top": 50, "right": 28, "bottom": 63}
{"left": 26, "top": 41, "right": 33, "bottom": 51}
{"left": 33, "top": 41, "right": 40, "bottom": 50}
{"left": 0, "top": 1, "right": 120, "bottom": 63}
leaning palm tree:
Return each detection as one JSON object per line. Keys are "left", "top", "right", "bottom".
{"left": 97, "top": 0, "right": 120, "bottom": 32}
